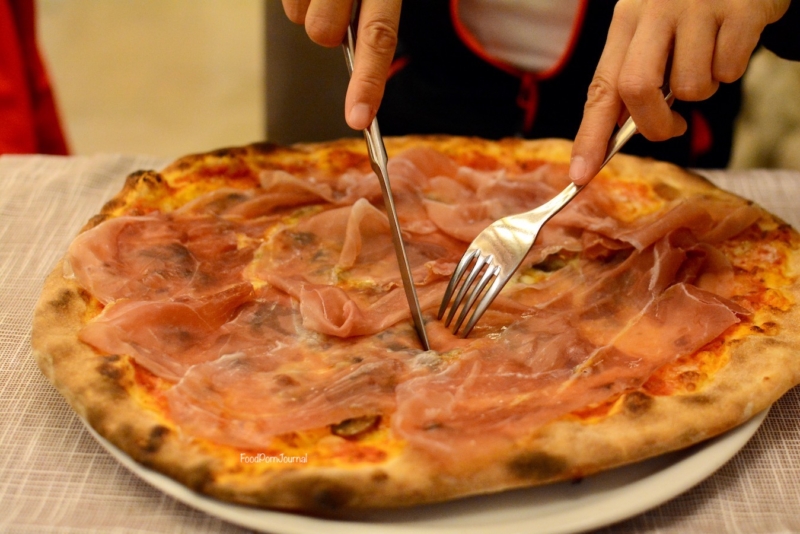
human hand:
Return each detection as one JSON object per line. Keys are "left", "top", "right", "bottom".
{"left": 282, "top": 0, "right": 402, "bottom": 131}
{"left": 570, "top": 0, "right": 791, "bottom": 185}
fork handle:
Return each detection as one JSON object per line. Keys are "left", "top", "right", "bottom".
{"left": 533, "top": 90, "right": 675, "bottom": 220}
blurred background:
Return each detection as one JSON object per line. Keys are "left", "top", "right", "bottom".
{"left": 35, "top": 0, "right": 800, "bottom": 169}
{"left": 37, "top": 0, "right": 266, "bottom": 159}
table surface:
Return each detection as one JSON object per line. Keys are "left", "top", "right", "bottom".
{"left": 1, "top": 153, "right": 799, "bottom": 534}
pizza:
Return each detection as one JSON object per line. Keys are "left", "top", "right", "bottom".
{"left": 32, "top": 136, "right": 800, "bottom": 513}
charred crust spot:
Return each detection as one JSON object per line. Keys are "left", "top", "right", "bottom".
{"left": 125, "top": 169, "right": 163, "bottom": 189}
{"left": 84, "top": 406, "right": 107, "bottom": 435}
{"left": 756, "top": 321, "right": 779, "bottom": 335}
{"left": 211, "top": 147, "right": 236, "bottom": 157}
{"left": 249, "top": 141, "right": 280, "bottom": 155}
{"left": 100, "top": 198, "right": 124, "bottom": 213}
{"left": 680, "top": 394, "right": 713, "bottom": 405}
{"left": 49, "top": 289, "right": 75, "bottom": 311}
{"left": 101, "top": 198, "right": 125, "bottom": 213}
{"left": 623, "top": 391, "right": 653, "bottom": 416}
{"left": 84, "top": 213, "right": 110, "bottom": 229}
{"left": 125, "top": 169, "right": 148, "bottom": 185}
{"left": 141, "top": 425, "right": 171, "bottom": 454}
{"left": 143, "top": 172, "right": 163, "bottom": 187}
{"left": 371, "top": 470, "right": 389, "bottom": 483}
{"left": 93, "top": 371, "right": 128, "bottom": 399}
{"left": 209, "top": 146, "right": 250, "bottom": 159}
{"left": 678, "top": 371, "right": 702, "bottom": 391}
{"left": 98, "top": 358, "right": 123, "bottom": 381}
{"left": 123, "top": 171, "right": 147, "bottom": 192}
{"left": 508, "top": 451, "right": 568, "bottom": 481}
{"left": 310, "top": 482, "right": 355, "bottom": 510}
{"left": 182, "top": 463, "right": 215, "bottom": 493}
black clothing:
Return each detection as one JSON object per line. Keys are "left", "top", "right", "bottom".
{"left": 762, "top": 0, "right": 800, "bottom": 61}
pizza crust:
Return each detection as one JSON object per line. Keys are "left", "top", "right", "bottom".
{"left": 32, "top": 137, "right": 800, "bottom": 513}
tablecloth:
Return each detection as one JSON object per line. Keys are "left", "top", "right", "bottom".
{"left": 1, "top": 153, "right": 799, "bottom": 534}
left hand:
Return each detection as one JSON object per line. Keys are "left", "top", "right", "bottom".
{"left": 570, "top": 0, "right": 792, "bottom": 185}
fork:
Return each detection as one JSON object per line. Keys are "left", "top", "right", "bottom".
{"left": 438, "top": 91, "right": 673, "bottom": 337}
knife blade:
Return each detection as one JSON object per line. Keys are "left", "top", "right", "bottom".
{"left": 342, "top": 19, "right": 430, "bottom": 351}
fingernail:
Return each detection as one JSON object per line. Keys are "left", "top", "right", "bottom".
{"left": 348, "top": 103, "right": 372, "bottom": 130}
{"left": 569, "top": 155, "right": 586, "bottom": 183}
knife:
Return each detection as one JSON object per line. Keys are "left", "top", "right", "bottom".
{"left": 341, "top": 15, "right": 430, "bottom": 351}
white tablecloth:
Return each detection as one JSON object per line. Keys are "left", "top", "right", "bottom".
{"left": 1, "top": 154, "right": 799, "bottom": 534}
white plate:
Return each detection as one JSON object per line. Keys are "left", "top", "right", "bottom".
{"left": 83, "top": 409, "right": 767, "bottom": 534}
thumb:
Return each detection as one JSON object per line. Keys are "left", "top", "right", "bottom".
{"left": 344, "top": 0, "right": 401, "bottom": 130}
{"left": 571, "top": 76, "right": 621, "bottom": 185}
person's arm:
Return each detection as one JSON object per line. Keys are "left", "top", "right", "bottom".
{"left": 281, "top": 0, "right": 401, "bottom": 131}
{"left": 570, "top": 0, "right": 792, "bottom": 185}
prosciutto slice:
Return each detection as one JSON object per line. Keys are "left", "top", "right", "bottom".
{"left": 264, "top": 275, "right": 445, "bottom": 338}
{"left": 67, "top": 214, "right": 254, "bottom": 304}
{"left": 67, "top": 147, "right": 762, "bottom": 459}
{"left": 80, "top": 286, "right": 295, "bottom": 380}
{"left": 392, "top": 282, "right": 744, "bottom": 459}
{"left": 166, "top": 350, "right": 410, "bottom": 448}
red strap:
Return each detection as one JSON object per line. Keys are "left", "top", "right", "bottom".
{"left": 517, "top": 74, "right": 539, "bottom": 133}
{"left": 388, "top": 56, "right": 410, "bottom": 80}
{"left": 690, "top": 110, "right": 713, "bottom": 160}
{"left": 0, "top": 0, "right": 68, "bottom": 155}
{"left": 449, "top": 0, "right": 588, "bottom": 134}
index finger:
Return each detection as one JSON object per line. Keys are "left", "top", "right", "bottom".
{"left": 345, "top": 0, "right": 401, "bottom": 130}
{"left": 617, "top": 12, "right": 684, "bottom": 141}
{"left": 304, "top": 0, "right": 354, "bottom": 47}
{"left": 570, "top": 5, "right": 636, "bottom": 185}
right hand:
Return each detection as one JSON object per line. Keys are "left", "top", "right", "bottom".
{"left": 282, "top": 0, "right": 402, "bottom": 131}
{"left": 570, "top": 0, "right": 791, "bottom": 186}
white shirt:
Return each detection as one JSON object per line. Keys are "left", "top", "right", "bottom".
{"left": 456, "top": 0, "right": 583, "bottom": 73}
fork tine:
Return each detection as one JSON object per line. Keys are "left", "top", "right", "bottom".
{"left": 460, "top": 275, "right": 507, "bottom": 337}
{"left": 434, "top": 91, "right": 659, "bottom": 335}
{"left": 438, "top": 249, "right": 479, "bottom": 320}
{"left": 452, "top": 264, "right": 499, "bottom": 335}
{"left": 444, "top": 253, "right": 491, "bottom": 327}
